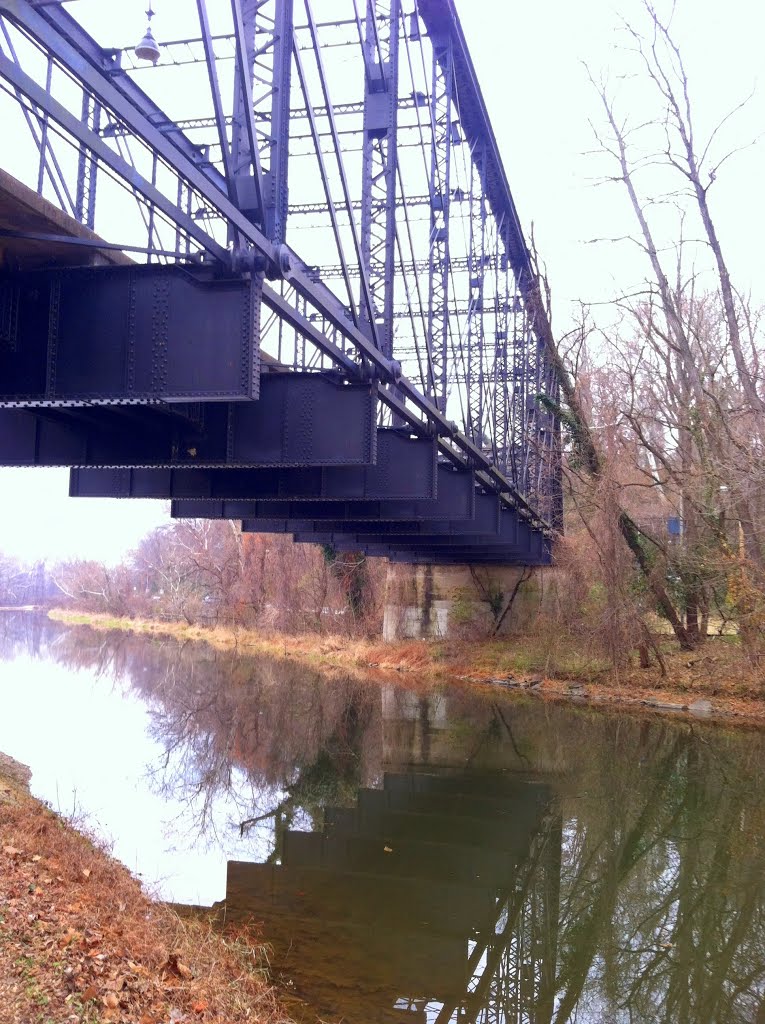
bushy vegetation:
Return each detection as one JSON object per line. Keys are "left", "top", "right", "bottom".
{"left": 51, "top": 521, "right": 387, "bottom": 638}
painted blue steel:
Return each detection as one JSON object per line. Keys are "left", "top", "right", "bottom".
{"left": 170, "top": 465, "right": 476, "bottom": 523}
{"left": 0, "top": 0, "right": 563, "bottom": 561}
{"left": 68, "top": 432, "right": 438, "bottom": 500}
{"left": 0, "top": 374, "right": 378, "bottom": 468}
{"left": 0, "top": 265, "right": 262, "bottom": 405}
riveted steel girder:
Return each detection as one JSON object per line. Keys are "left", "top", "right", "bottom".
{"left": 171, "top": 464, "right": 475, "bottom": 523}
{"left": 294, "top": 536, "right": 550, "bottom": 565}
{"left": 68, "top": 431, "right": 436, "bottom": 500}
{"left": 250, "top": 496, "right": 511, "bottom": 538}
{"left": 240, "top": 503, "right": 528, "bottom": 545}
{"left": 0, "top": 264, "right": 262, "bottom": 405}
{"left": 0, "top": 373, "right": 377, "bottom": 467}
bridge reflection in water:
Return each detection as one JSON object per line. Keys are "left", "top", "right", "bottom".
{"left": 226, "top": 768, "right": 560, "bottom": 1024}
{"left": 3, "top": 614, "right": 765, "bottom": 1022}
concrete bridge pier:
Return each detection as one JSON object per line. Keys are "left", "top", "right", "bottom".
{"left": 382, "top": 562, "right": 545, "bottom": 640}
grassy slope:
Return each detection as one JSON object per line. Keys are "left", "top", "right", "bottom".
{"left": 0, "top": 762, "right": 293, "bottom": 1024}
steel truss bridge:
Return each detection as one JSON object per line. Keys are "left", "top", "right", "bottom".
{"left": 0, "top": 0, "right": 562, "bottom": 566}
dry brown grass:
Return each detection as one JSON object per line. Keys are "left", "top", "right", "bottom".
{"left": 47, "top": 608, "right": 765, "bottom": 724}
{"left": 0, "top": 787, "right": 293, "bottom": 1024}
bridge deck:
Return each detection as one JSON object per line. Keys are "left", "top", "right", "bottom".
{"left": 0, "top": 169, "right": 130, "bottom": 270}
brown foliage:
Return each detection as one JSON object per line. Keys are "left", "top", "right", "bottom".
{"left": 54, "top": 522, "right": 387, "bottom": 640}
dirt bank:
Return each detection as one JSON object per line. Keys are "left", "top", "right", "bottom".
{"left": 0, "top": 753, "right": 293, "bottom": 1024}
{"left": 48, "top": 608, "right": 765, "bottom": 727}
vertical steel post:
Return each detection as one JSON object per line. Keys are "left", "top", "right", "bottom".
{"left": 493, "top": 225, "right": 510, "bottom": 474}
{"left": 518, "top": 297, "right": 543, "bottom": 500}
{"left": 36, "top": 55, "right": 53, "bottom": 195}
{"left": 267, "top": 0, "right": 294, "bottom": 244}
{"left": 75, "top": 92, "right": 100, "bottom": 228}
{"left": 174, "top": 179, "right": 191, "bottom": 256}
{"left": 230, "top": 0, "right": 293, "bottom": 240}
{"left": 426, "top": 27, "right": 453, "bottom": 412}
{"left": 466, "top": 142, "right": 487, "bottom": 446}
{"left": 359, "top": 0, "right": 399, "bottom": 358}
{"left": 509, "top": 286, "right": 529, "bottom": 493}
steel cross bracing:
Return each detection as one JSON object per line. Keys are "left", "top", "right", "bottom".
{"left": 359, "top": 0, "right": 399, "bottom": 359}
{"left": 424, "top": 10, "right": 452, "bottom": 410}
{"left": 0, "top": 0, "right": 563, "bottom": 549}
{"left": 427, "top": 810, "right": 561, "bottom": 1024}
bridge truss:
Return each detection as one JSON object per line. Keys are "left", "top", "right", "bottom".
{"left": 0, "top": 0, "right": 562, "bottom": 563}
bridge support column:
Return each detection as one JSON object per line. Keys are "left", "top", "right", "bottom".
{"left": 382, "top": 562, "right": 546, "bottom": 641}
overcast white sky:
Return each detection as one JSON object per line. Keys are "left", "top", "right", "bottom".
{"left": 1, "top": 0, "right": 763, "bottom": 565}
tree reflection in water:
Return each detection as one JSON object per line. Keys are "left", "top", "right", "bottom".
{"left": 3, "top": 612, "right": 765, "bottom": 1022}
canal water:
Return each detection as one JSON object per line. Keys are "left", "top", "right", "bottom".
{"left": 1, "top": 611, "right": 764, "bottom": 1023}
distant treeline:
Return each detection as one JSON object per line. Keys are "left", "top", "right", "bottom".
{"left": 0, "top": 556, "right": 58, "bottom": 607}
{"left": 48, "top": 520, "right": 386, "bottom": 637}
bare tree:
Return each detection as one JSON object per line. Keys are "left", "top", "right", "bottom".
{"left": 542, "top": 0, "right": 764, "bottom": 654}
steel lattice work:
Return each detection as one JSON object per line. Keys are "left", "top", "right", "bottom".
{"left": 388, "top": 809, "right": 561, "bottom": 1024}
{"left": 0, "top": 0, "right": 563, "bottom": 559}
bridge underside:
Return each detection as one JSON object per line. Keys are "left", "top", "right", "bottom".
{"left": 0, "top": 178, "right": 548, "bottom": 571}
{"left": 0, "top": 176, "right": 549, "bottom": 569}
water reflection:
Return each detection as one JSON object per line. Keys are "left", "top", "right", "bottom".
{"left": 2, "top": 611, "right": 765, "bottom": 1022}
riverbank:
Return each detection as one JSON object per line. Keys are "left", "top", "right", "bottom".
{"left": 48, "top": 608, "right": 765, "bottom": 725}
{"left": 0, "top": 754, "right": 292, "bottom": 1024}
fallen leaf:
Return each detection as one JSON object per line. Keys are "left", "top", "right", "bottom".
{"left": 383, "top": 846, "right": 393, "bottom": 853}
{"left": 192, "top": 1000, "right": 209, "bottom": 1014}
{"left": 81, "top": 985, "right": 98, "bottom": 1002}
{"left": 31, "top": 854, "right": 42, "bottom": 863}
{"left": 61, "top": 926, "right": 82, "bottom": 947}
{"left": 81, "top": 868, "right": 91, "bottom": 880}
{"left": 103, "top": 992, "right": 119, "bottom": 1009}
{"left": 162, "top": 952, "right": 194, "bottom": 980}
{"left": 3, "top": 846, "right": 21, "bottom": 857}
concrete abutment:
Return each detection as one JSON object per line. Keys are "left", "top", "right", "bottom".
{"left": 382, "top": 562, "right": 549, "bottom": 640}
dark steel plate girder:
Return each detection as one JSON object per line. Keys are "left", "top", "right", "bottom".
{"left": 0, "top": 264, "right": 262, "bottom": 405}
{"left": 0, "top": 373, "right": 377, "bottom": 468}
{"left": 68, "top": 430, "right": 436, "bottom": 500}
{"left": 170, "top": 464, "right": 476, "bottom": 522}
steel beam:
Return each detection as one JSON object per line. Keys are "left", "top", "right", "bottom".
{"left": 171, "top": 465, "right": 475, "bottom": 522}
{"left": 229, "top": 0, "right": 265, "bottom": 223}
{"left": 228, "top": 0, "right": 294, "bottom": 240}
{"left": 240, "top": 506, "right": 522, "bottom": 544}
{"left": 0, "top": 373, "right": 377, "bottom": 467}
{"left": 359, "top": 0, "right": 399, "bottom": 358}
{"left": 0, "top": 264, "right": 261, "bottom": 405}
{"left": 68, "top": 431, "right": 436, "bottom": 500}
{"left": 465, "top": 143, "right": 487, "bottom": 447}
{"left": 425, "top": 14, "right": 453, "bottom": 410}
{"left": 296, "top": 538, "right": 550, "bottom": 565}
